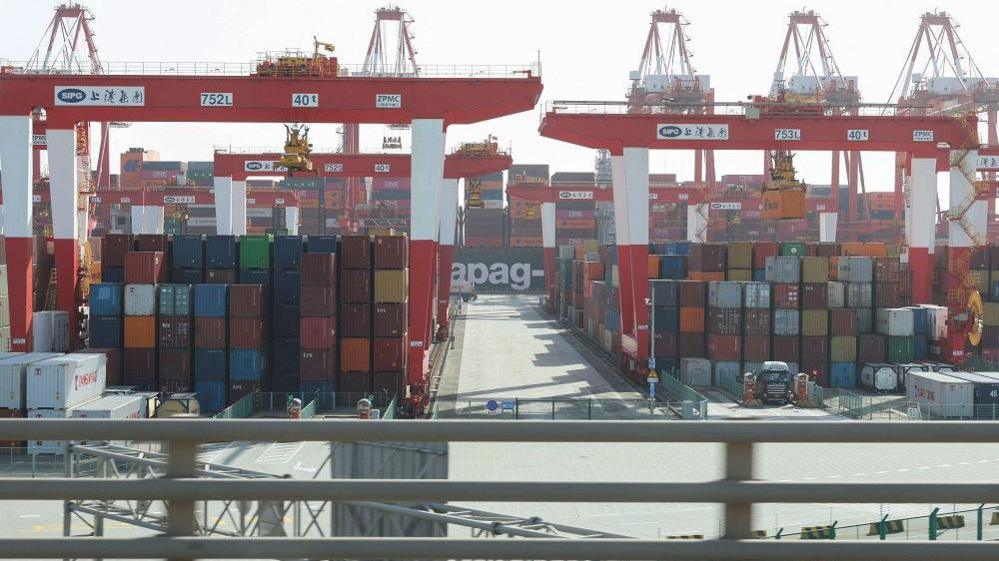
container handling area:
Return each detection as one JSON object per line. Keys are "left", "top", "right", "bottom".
{"left": 2, "top": 2, "right": 999, "bottom": 560}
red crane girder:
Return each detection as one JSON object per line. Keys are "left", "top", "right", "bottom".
{"left": 213, "top": 151, "right": 512, "bottom": 181}
{"left": 506, "top": 182, "right": 706, "bottom": 204}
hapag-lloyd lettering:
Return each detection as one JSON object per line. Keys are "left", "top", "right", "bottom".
{"left": 452, "top": 262, "right": 538, "bottom": 291}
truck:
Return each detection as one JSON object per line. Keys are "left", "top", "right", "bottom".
{"left": 752, "top": 361, "right": 795, "bottom": 405}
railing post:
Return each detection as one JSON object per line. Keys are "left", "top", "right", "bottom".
{"left": 879, "top": 514, "right": 889, "bottom": 540}
{"left": 167, "top": 415, "right": 199, "bottom": 560}
{"left": 929, "top": 506, "right": 940, "bottom": 540}
{"left": 724, "top": 437, "right": 754, "bottom": 539}
{"left": 977, "top": 503, "right": 984, "bottom": 541}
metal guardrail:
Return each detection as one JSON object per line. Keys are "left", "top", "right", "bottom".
{"left": 0, "top": 419, "right": 998, "bottom": 560}
{"left": 459, "top": 398, "right": 675, "bottom": 419}
{"left": 0, "top": 61, "right": 540, "bottom": 78}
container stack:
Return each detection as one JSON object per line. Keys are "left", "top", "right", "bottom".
{"left": 0, "top": 353, "right": 60, "bottom": 445}
{"left": 123, "top": 251, "right": 163, "bottom": 390}
{"left": 272, "top": 236, "right": 303, "bottom": 392}
{"left": 157, "top": 284, "right": 192, "bottom": 392}
{"left": 687, "top": 244, "right": 725, "bottom": 281}
{"left": 767, "top": 256, "right": 802, "bottom": 375}
{"left": 193, "top": 284, "right": 228, "bottom": 413}
{"left": 742, "top": 281, "right": 771, "bottom": 376}
{"left": 649, "top": 280, "right": 678, "bottom": 374}
{"left": 100, "top": 234, "right": 133, "bottom": 283}
{"left": 88, "top": 283, "right": 123, "bottom": 384}
{"left": 707, "top": 281, "right": 742, "bottom": 387}
{"left": 877, "top": 308, "right": 916, "bottom": 364}
{"left": 506, "top": 164, "right": 548, "bottom": 248}
{"left": 339, "top": 235, "right": 371, "bottom": 395}
{"left": 26, "top": 353, "right": 107, "bottom": 454}
{"left": 800, "top": 256, "right": 830, "bottom": 385}
{"left": 205, "top": 235, "right": 237, "bottom": 284}
{"left": 301, "top": 249, "right": 338, "bottom": 394}
{"left": 171, "top": 234, "right": 204, "bottom": 284}
{"left": 239, "top": 235, "right": 271, "bottom": 286}
{"left": 229, "top": 285, "right": 267, "bottom": 402}
{"left": 678, "top": 280, "right": 707, "bottom": 361}
{"left": 0, "top": 261, "right": 10, "bottom": 351}
{"left": 372, "top": 235, "right": 408, "bottom": 398}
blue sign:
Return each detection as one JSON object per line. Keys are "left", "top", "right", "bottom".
{"left": 485, "top": 399, "right": 499, "bottom": 412}
{"left": 501, "top": 400, "right": 515, "bottom": 411}
{"left": 648, "top": 379, "right": 657, "bottom": 399}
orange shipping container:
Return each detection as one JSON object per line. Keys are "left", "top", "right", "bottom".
{"left": 509, "top": 236, "right": 542, "bottom": 247}
{"left": 583, "top": 261, "right": 604, "bottom": 281}
{"left": 340, "top": 338, "right": 371, "bottom": 372}
{"left": 762, "top": 189, "right": 805, "bottom": 220}
{"left": 679, "top": 307, "right": 705, "bottom": 332}
{"left": 124, "top": 316, "right": 156, "bottom": 348}
{"left": 648, "top": 254, "right": 660, "bottom": 278}
{"left": 689, "top": 271, "right": 725, "bottom": 281}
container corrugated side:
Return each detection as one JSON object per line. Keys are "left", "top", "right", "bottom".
{"left": 906, "top": 370, "right": 974, "bottom": 418}
{"left": 26, "top": 353, "right": 107, "bottom": 409}
{"left": 0, "top": 353, "right": 59, "bottom": 409}
{"left": 124, "top": 284, "right": 156, "bottom": 316}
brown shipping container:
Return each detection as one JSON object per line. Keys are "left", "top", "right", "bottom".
{"left": 300, "top": 349, "right": 337, "bottom": 381}
{"left": 102, "top": 234, "right": 134, "bottom": 268}
{"left": 158, "top": 316, "right": 192, "bottom": 348}
{"left": 374, "top": 270, "right": 408, "bottom": 303}
{"left": 300, "top": 285, "right": 338, "bottom": 316}
{"left": 301, "top": 316, "right": 336, "bottom": 348}
{"left": 341, "top": 235, "right": 372, "bottom": 269}
{"left": 679, "top": 307, "right": 705, "bottom": 332}
{"left": 372, "top": 371, "right": 405, "bottom": 397}
{"left": 124, "top": 316, "right": 156, "bottom": 348}
{"left": 742, "top": 335, "right": 771, "bottom": 362}
{"left": 829, "top": 309, "right": 857, "bottom": 336}
{"left": 653, "top": 332, "right": 677, "bottom": 358}
{"left": 158, "top": 349, "right": 191, "bottom": 387}
{"left": 123, "top": 348, "right": 156, "bottom": 386}
{"left": 374, "top": 235, "right": 407, "bottom": 269}
{"left": 340, "top": 338, "right": 371, "bottom": 372}
{"left": 857, "top": 334, "right": 886, "bottom": 363}
{"left": 230, "top": 317, "right": 264, "bottom": 349}
{"left": 800, "top": 336, "right": 829, "bottom": 362}
{"left": 742, "top": 309, "right": 770, "bottom": 335}
{"left": 341, "top": 303, "right": 372, "bottom": 338}
{"left": 815, "top": 243, "right": 840, "bottom": 258}
{"left": 79, "top": 348, "right": 121, "bottom": 386}
{"left": 753, "top": 242, "right": 779, "bottom": 269}
{"left": 801, "top": 283, "right": 828, "bottom": 309}
{"left": 301, "top": 253, "right": 337, "bottom": 285}
{"left": 678, "top": 332, "right": 706, "bottom": 357}
{"left": 124, "top": 251, "right": 165, "bottom": 284}
{"left": 772, "top": 336, "right": 800, "bottom": 363}
{"left": 678, "top": 281, "right": 707, "bottom": 306}
{"left": 341, "top": 269, "right": 372, "bottom": 303}
{"left": 229, "top": 285, "right": 266, "bottom": 317}
{"left": 689, "top": 244, "right": 726, "bottom": 272}
{"left": 708, "top": 334, "right": 740, "bottom": 361}
{"left": 374, "top": 303, "right": 406, "bottom": 337}
{"left": 339, "top": 371, "right": 370, "bottom": 395}
{"left": 194, "top": 317, "right": 226, "bottom": 348}
{"left": 373, "top": 338, "right": 406, "bottom": 371}
{"left": 206, "top": 269, "right": 237, "bottom": 284}
{"left": 136, "top": 234, "right": 169, "bottom": 254}
{"left": 707, "top": 308, "right": 741, "bottom": 335}
{"left": 773, "top": 283, "right": 800, "bottom": 309}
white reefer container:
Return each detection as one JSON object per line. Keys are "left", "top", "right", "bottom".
{"left": 72, "top": 394, "right": 147, "bottom": 420}
{"left": 876, "top": 308, "right": 914, "bottom": 337}
{"left": 919, "top": 304, "right": 948, "bottom": 340}
{"left": 27, "top": 405, "right": 94, "bottom": 454}
{"left": 124, "top": 284, "right": 156, "bottom": 316}
{"left": 860, "top": 363, "right": 898, "bottom": 392}
{"left": 906, "top": 370, "right": 974, "bottom": 418}
{"left": 26, "top": 353, "right": 106, "bottom": 409}
{"left": 32, "top": 311, "right": 70, "bottom": 352}
{"left": 0, "top": 353, "right": 62, "bottom": 409}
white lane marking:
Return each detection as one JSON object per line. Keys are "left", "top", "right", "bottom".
{"left": 977, "top": 460, "right": 989, "bottom": 463}
{"left": 19, "top": 515, "right": 40, "bottom": 518}
{"left": 851, "top": 473, "right": 866, "bottom": 477}
{"left": 292, "top": 461, "right": 315, "bottom": 473}
{"left": 898, "top": 468, "right": 911, "bottom": 472}
{"left": 957, "top": 462, "right": 970, "bottom": 466}
{"left": 257, "top": 442, "right": 305, "bottom": 464}
{"left": 802, "top": 477, "right": 816, "bottom": 481}
{"left": 875, "top": 470, "right": 888, "bottom": 474}
{"left": 937, "top": 464, "right": 952, "bottom": 468}
{"left": 828, "top": 475, "right": 844, "bottom": 479}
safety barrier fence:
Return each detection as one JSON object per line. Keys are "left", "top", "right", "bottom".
{"left": 824, "top": 388, "right": 999, "bottom": 421}
{"left": 0, "top": 420, "right": 997, "bottom": 559}
{"left": 458, "top": 398, "right": 676, "bottom": 419}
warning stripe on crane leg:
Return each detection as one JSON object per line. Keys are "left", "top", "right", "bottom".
{"left": 800, "top": 525, "right": 836, "bottom": 539}
{"left": 866, "top": 520, "right": 905, "bottom": 536}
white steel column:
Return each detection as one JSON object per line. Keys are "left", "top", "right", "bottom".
{"left": 686, "top": 203, "right": 708, "bottom": 242}
{"left": 436, "top": 179, "right": 459, "bottom": 328}
{"left": 0, "top": 115, "right": 35, "bottom": 350}
{"left": 610, "top": 155, "right": 630, "bottom": 247}
{"left": 610, "top": 154, "right": 634, "bottom": 339}
{"left": 819, "top": 212, "right": 838, "bottom": 243}
{"left": 213, "top": 176, "right": 233, "bottom": 235}
{"left": 623, "top": 147, "right": 651, "bottom": 361}
{"left": 232, "top": 180, "right": 247, "bottom": 236}
{"left": 909, "top": 158, "right": 937, "bottom": 304}
{"left": 439, "top": 179, "right": 459, "bottom": 246}
{"left": 47, "top": 128, "right": 80, "bottom": 347}
{"left": 284, "top": 207, "right": 299, "bottom": 235}
{"left": 541, "top": 201, "right": 556, "bottom": 308}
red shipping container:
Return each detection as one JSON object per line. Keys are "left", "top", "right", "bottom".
{"left": 301, "top": 253, "right": 337, "bottom": 285}
{"left": 773, "top": 283, "right": 800, "bottom": 308}
{"left": 301, "top": 316, "right": 336, "bottom": 348}
{"left": 678, "top": 332, "right": 706, "bottom": 357}
{"left": 373, "top": 338, "right": 405, "bottom": 371}
{"left": 742, "top": 309, "right": 770, "bottom": 335}
{"left": 801, "top": 283, "right": 828, "bottom": 310}
{"left": 206, "top": 269, "right": 237, "bottom": 284}
{"left": 79, "top": 347, "right": 121, "bottom": 386}
{"left": 374, "top": 235, "right": 408, "bottom": 269}
{"left": 653, "top": 331, "right": 677, "bottom": 357}
{"left": 124, "top": 251, "right": 165, "bottom": 283}
{"left": 339, "top": 370, "right": 370, "bottom": 394}
{"left": 341, "top": 338, "right": 371, "bottom": 373}
{"left": 230, "top": 317, "right": 264, "bottom": 349}
{"left": 158, "top": 316, "right": 192, "bottom": 348}
{"left": 814, "top": 243, "right": 839, "bottom": 258}
{"left": 800, "top": 336, "right": 829, "bottom": 362}
{"left": 374, "top": 303, "right": 406, "bottom": 337}
{"left": 342, "top": 269, "right": 372, "bottom": 303}
{"left": 123, "top": 348, "right": 156, "bottom": 387}
{"left": 300, "top": 349, "right": 337, "bottom": 381}
{"left": 341, "top": 235, "right": 372, "bottom": 269}
{"left": 678, "top": 281, "right": 707, "bottom": 307}
{"left": 372, "top": 371, "right": 405, "bottom": 397}
{"left": 708, "top": 334, "right": 740, "bottom": 361}
{"left": 800, "top": 361, "right": 829, "bottom": 387}
{"left": 742, "top": 335, "right": 771, "bottom": 362}
{"left": 159, "top": 349, "right": 191, "bottom": 387}
{"left": 341, "top": 303, "right": 371, "bottom": 338}
{"left": 829, "top": 309, "right": 857, "bottom": 336}
{"left": 102, "top": 234, "right": 134, "bottom": 267}
{"left": 772, "top": 336, "right": 800, "bottom": 363}
{"left": 229, "top": 285, "right": 266, "bottom": 317}
{"left": 230, "top": 381, "right": 260, "bottom": 403}
{"left": 857, "top": 334, "right": 886, "bottom": 363}
{"left": 679, "top": 307, "right": 705, "bottom": 332}
{"left": 194, "top": 317, "right": 226, "bottom": 348}
{"left": 753, "top": 242, "right": 779, "bottom": 269}
{"left": 301, "top": 285, "right": 337, "bottom": 316}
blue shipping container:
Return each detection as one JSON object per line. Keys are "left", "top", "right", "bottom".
{"left": 908, "top": 307, "right": 927, "bottom": 335}
{"left": 274, "top": 236, "right": 304, "bottom": 269}
{"left": 205, "top": 235, "right": 237, "bottom": 268}
{"left": 230, "top": 349, "right": 265, "bottom": 381}
{"left": 101, "top": 267, "right": 125, "bottom": 283}
{"left": 752, "top": 269, "right": 766, "bottom": 282}
{"left": 172, "top": 235, "right": 203, "bottom": 268}
{"left": 273, "top": 304, "right": 301, "bottom": 337}
{"left": 666, "top": 241, "right": 690, "bottom": 256}
{"left": 272, "top": 337, "right": 301, "bottom": 374}
{"left": 172, "top": 267, "right": 203, "bottom": 284}
{"left": 273, "top": 269, "right": 301, "bottom": 305}
{"left": 653, "top": 307, "right": 679, "bottom": 331}
{"left": 658, "top": 255, "right": 688, "bottom": 279}
{"left": 605, "top": 308, "right": 621, "bottom": 332}
{"left": 89, "top": 315, "right": 122, "bottom": 348}
{"left": 829, "top": 362, "right": 857, "bottom": 389}
{"left": 239, "top": 268, "right": 270, "bottom": 286}
{"left": 193, "top": 284, "right": 228, "bottom": 317}
{"left": 90, "top": 283, "right": 123, "bottom": 316}
{"left": 194, "top": 349, "right": 227, "bottom": 381}
{"left": 913, "top": 336, "right": 929, "bottom": 360}
{"left": 195, "top": 380, "right": 226, "bottom": 413}
{"left": 306, "top": 235, "right": 338, "bottom": 254}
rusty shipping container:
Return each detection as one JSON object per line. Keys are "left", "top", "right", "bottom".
{"left": 678, "top": 332, "right": 706, "bottom": 357}
{"left": 228, "top": 285, "right": 266, "bottom": 317}
{"left": 339, "top": 371, "right": 370, "bottom": 394}
{"left": 340, "top": 338, "right": 371, "bottom": 372}
{"left": 124, "top": 251, "right": 166, "bottom": 284}
{"left": 341, "top": 269, "right": 372, "bottom": 303}
{"left": 374, "top": 303, "right": 406, "bottom": 338}
{"left": 300, "top": 349, "right": 337, "bottom": 380}
{"left": 742, "top": 335, "right": 771, "bottom": 362}
{"left": 158, "top": 316, "right": 192, "bottom": 348}
{"left": 230, "top": 317, "right": 264, "bottom": 349}
{"left": 678, "top": 281, "right": 707, "bottom": 307}
{"left": 301, "top": 285, "right": 338, "bottom": 316}
{"left": 124, "top": 316, "right": 156, "bottom": 348}
{"left": 194, "top": 317, "right": 226, "bottom": 349}
{"left": 707, "top": 334, "right": 740, "bottom": 361}
{"left": 341, "top": 303, "right": 372, "bottom": 338}
{"left": 301, "top": 253, "right": 337, "bottom": 285}
{"left": 341, "top": 235, "right": 372, "bottom": 269}
{"left": 374, "top": 235, "right": 407, "bottom": 269}
{"left": 301, "top": 316, "right": 336, "bottom": 349}
{"left": 373, "top": 338, "right": 406, "bottom": 371}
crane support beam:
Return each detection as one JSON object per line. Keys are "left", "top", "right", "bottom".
{"left": 213, "top": 151, "right": 512, "bottom": 181}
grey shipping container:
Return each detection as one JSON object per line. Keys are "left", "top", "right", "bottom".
{"left": 0, "top": 353, "right": 62, "bottom": 409}
{"left": 714, "top": 361, "right": 742, "bottom": 389}
{"left": 708, "top": 281, "right": 742, "bottom": 308}
{"left": 877, "top": 308, "right": 914, "bottom": 337}
{"left": 742, "top": 282, "right": 771, "bottom": 309}
{"left": 906, "top": 370, "right": 974, "bottom": 418}
{"left": 765, "top": 256, "right": 800, "bottom": 283}
{"left": 124, "top": 284, "right": 157, "bottom": 316}
{"left": 855, "top": 308, "right": 873, "bottom": 333}
{"left": 680, "top": 358, "right": 711, "bottom": 387}
{"left": 774, "top": 309, "right": 800, "bottom": 336}
{"left": 827, "top": 281, "right": 845, "bottom": 308}
{"left": 846, "top": 283, "right": 873, "bottom": 308}
{"left": 847, "top": 257, "right": 874, "bottom": 283}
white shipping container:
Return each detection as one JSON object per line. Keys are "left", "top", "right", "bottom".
{"left": 860, "top": 364, "right": 898, "bottom": 392}
{"left": 680, "top": 358, "right": 712, "bottom": 387}
{"left": 0, "top": 353, "right": 62, "bottom": 409}
{"left": 124, "top": 284, "right": 156, "bottom": 316}
{"left": 32, "top": 311, "right": 70, "bottom": 352}
{"left": 919, "top": 304, "right": 948, "bottom": 340}
{"left": 876, "top": 308, "right": 914, "bottom": 337}
{"left": 906, "top": 370, "right": 974, "bottom": 418}
{"left": 27, "top": 406, "right": 89, "bottom": 454}
{"left": 827, "top": 281, "right": 845, "bottom": 308}
{"left": 72, "top": 394, "right": 147, "bottom": 420}
{"left": 26, "top": 353, "right": 107, "bottom": 409}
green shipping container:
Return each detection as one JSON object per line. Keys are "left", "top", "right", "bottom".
{"left": 802, "top": 310, "right": 828, "bottom": 336}
{"left": 801, "top": 256, "right": 829, "bottom": 283}
{"left": 887, "top": 336, "right": 915, "bottom": 363}
{"left": 780, "top": 242, "right": 806, "bottom": 257}
{"left": 158, "top": 284, "right": 192, "bottom": 316}
{"left": 829, "top": 336, "right": 857, "bottom": 362}
{"left": 239, "top": 235, "right": 272, "bottom": 269}
{"left": 727, "top": 242, "right": 753, "bottom": 269}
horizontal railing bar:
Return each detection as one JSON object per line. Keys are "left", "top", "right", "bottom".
{"left": 3, "top": 419, "right": 999, "bottom": 442}
{"left": 0, "top": 538, "right": 997, "bottom": 560}
{"left": 3, "top": 479, "right": 999, "bottom": 504}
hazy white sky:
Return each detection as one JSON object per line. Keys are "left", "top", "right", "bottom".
{"left": 3, "top": 0, "right": 997, "bottom": 194}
